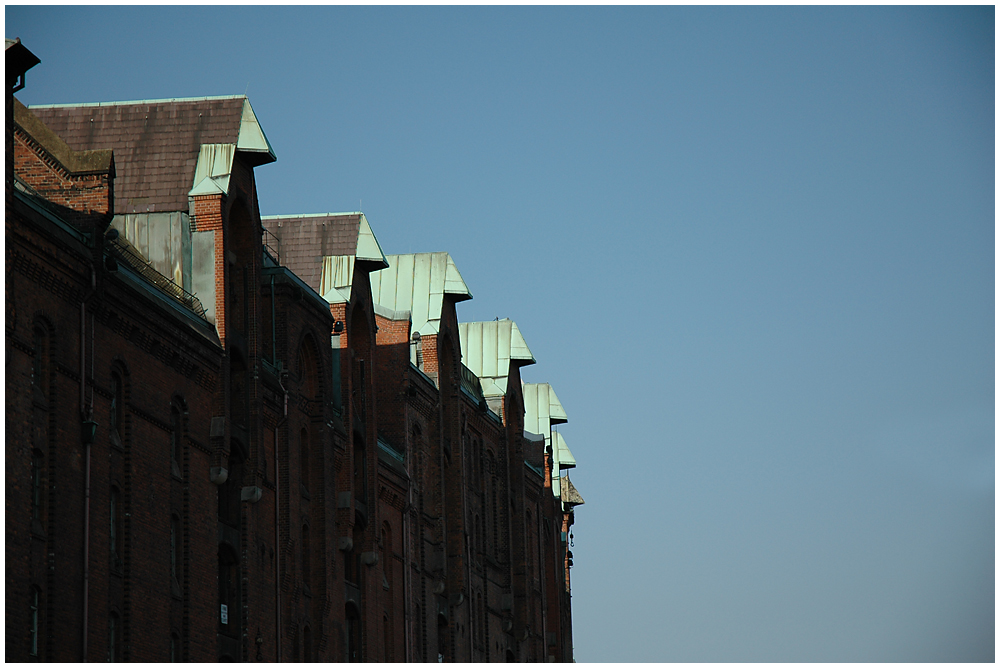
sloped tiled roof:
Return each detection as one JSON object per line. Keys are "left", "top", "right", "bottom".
{"left": 371, "top": 253, "right": 472, "bottom": 335}
{"left": 560, "top": 476, "right": 585, "bottom": 507}
{"left": 261, "top": 213, "right": 388, "bottom": 301}
{"left": 29, "top": 96, "right": 273, "bottom": 215}
{"left": 14, "top": 98, "right": 113, "bottom": 175}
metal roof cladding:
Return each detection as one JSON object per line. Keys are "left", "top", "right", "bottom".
{"left": 260, "top": 212, "right": 388, "bottom": 304}
{"left": 523, "top": 382, "right": 576, "bottom": 498}
{"left": 370, "top": 253, "right": 473, "bottom": 335}
{"left": 28, "top": 96, "right": 276, "bottom": 215}
{"left": 458, "top": 319, "right": 535, "bottom": 399}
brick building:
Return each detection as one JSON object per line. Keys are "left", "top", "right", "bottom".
{"left": 6, "top": 39, "right": 581, "bottom": 662}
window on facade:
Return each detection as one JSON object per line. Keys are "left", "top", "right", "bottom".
{"left": 110, "top": 372, "right": 123, "bottom": 438}
{"left": 346, "top": 605, "right": 361, "bottom": 662}
{"left": 30, "top": 586, "right": 40, "bottom": 657}
{"left": 110, "top": 487, "right": 123, "bottom": 571}
{"left": 383, "top": 615, "right": 392, "bottom": 661}
{"left": 300, "top": 428, "right": 309, "bottom": 496}
{"left": 31, "top": 449, "right": 44, "bottom": 523}
{"left": 108, "top": 612, "right": 121, "bottom": 662}
{"left": 302, "top": 625, "right": 312, "bottom": 663}
{"left": 231, "top": 354, "right": 248, "bottom": 428}
{"left": 32, "top": 326, "right": 48, "bottom": 402}
{"left": 353, "top": 438, "right": 366, "bottom": 503}
{"left": 170, "top": 405, "right": 182, "bottom": 475}
{"left": 218, "top": 545, "right": 240, "bottom": 638}
{"left": 381, "top": 523, "right": 392, "bottom": 589}
{"left": 170, "top": 514, "right": 181, "bottom": 589}
{"left": 301, "top": 523, "right": 311, "bottom": 594}
{"left": 170, "top": 633, "right": 179, "bottom": 662}
{"left": 218, "top": 449, "right": 243, "bottom": 528}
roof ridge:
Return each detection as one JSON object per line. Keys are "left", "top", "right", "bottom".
{"left": 28, "top": 94, "right": 246, "bottom": 109}
{"left": 261, "top": 212, "right": 363, "bottom": 219}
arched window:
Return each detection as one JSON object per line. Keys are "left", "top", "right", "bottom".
{"left": 218, "top": 545, "right": 240, "bottom": 638}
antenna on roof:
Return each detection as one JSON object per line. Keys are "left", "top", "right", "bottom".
{"left": 244, "top": 82, "right": 250, "bottom": 97}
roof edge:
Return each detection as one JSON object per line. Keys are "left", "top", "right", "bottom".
{"left": 28, "top": 94, "right": 247, "bottom": 109}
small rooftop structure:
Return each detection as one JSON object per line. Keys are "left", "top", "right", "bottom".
{"left": 370, "top": 253, "right": 472, "bottom": 334}
{"left": 524, "top": 382, "right": 576, "bottom": 498}
{"left": 458, "top": 319, "right": 535, "bottom": 400}
{"left": 261, "top": 212, "right": 388, "bottom": 303}
{"left": 560, "top": 476, "right": 585, "bottom": 508}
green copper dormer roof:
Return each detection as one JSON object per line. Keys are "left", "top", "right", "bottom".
{"left": 458, "top": 319, "right": 535, "bottom": 398}
{"left": 371, "top": 253, "right": 472, "bottom": 335}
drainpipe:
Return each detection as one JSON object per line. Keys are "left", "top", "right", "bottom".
{"left": 80, "top": 265, "right": 97, "bottom": 661}
{"left": 402, "top": 388, "right": 412, "bottom": 663}
{"left": 275, "top": 369, "right": 288, "bottom": 661}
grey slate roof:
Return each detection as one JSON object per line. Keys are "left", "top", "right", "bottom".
{"left": 260, "top": 213, "right": 365, "bottom": 293}
{"left": 28, "top": 96, "right": 259, "bottom": 215}
{"left": 13, "top": 99, "right": 114, "bottom": 175}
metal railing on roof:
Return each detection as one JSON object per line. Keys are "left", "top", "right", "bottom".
{"left": 262, "top": 225, "right": 280, "bottom": 266}
{"left": 108, "top": 235, "right": 207, "bottom": 319}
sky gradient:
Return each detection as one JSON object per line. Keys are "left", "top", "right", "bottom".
{"left": 7, "top": 6, "right": 994, "bottom": 662}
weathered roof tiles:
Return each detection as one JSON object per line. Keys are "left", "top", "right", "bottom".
{"left": 29, "top": 96, "right": 274, "bottom": 215}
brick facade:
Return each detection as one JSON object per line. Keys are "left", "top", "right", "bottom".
{"left": 6, "top": 41, "right": 579, "bottom": 663}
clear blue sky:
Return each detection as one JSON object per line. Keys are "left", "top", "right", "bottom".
{"left": 9, "top": 6, "right": 993, "bottom": 662}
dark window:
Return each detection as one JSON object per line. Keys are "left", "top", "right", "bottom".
{"left": 108, "top": 612, "right": 120, "bottom": 662}
{"left": 170, "top": 405, "right": 182, "bottom": 473}
{"left": 301, "top": 523, "right": 311, "bottom": 593}
{"left": 383, "top": 615, "right": 392, "bottom": 662}
{"left": 353, "top": 437, "right": 366, "bottom": 503}
{"left": 346, "top": 606, "right": 361, "bottom": 662}
{"left": 218, "top": 449, "right": 243, "bottom": 528}
{"left": 110, "top": 372, "right": 123, "bottom": 436}
{"left": 32, "top": 326, "right": 48, "bottom": 402}
{"left": 170, "top": 633, "right": 179, "bottom": 662}
{"left": 29, "top": 586, "right": 40, "bottom": 657}
{"left": 110, "top": 487, "right": 123, "bottom": 571}
{"left": 300, "top": 428, "right": 309, "bottom": 496}
{"left": 231, "top": 355, "right": 248, "bottom": 428}
{"left": 218, "top": 546, "right": 240, "bottom": 638}
{"left": 31, "top": 450, "right": 44, "bottom": 522}
{"left": 170, "top": 515, "right": 181, "bottom": 588}
{"left": 302, "top": 625, "right": 312, "bottom": 663}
